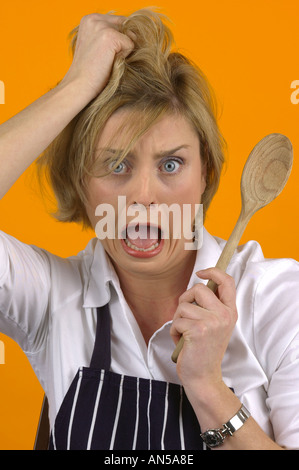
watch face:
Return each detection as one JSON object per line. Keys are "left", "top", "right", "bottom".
{"left": 202, "top": 430, "right": 224, "bottom": 447}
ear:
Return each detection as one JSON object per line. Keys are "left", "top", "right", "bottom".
{"left": 199, "top": 139, "right": 208, "bottom": 196}
{"left": 200, "top": 160, "right": 207, "bottom": 196}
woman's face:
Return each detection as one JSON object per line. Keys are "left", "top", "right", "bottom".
{"left": 85, "top": 110, "right": 206, "bottom": 278}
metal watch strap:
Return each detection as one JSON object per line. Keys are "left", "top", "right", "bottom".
{"left": 200, "top": 405, "right": 251, "bottom": 448}
{"left": 223, "top": 404, "right": 250, "bottom": 436}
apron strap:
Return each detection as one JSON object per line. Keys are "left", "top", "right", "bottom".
{"left": 89, "top": 304, "right": 111, "bottom": 370}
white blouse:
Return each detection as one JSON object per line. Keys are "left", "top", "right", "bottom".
{"left": 0, "top": 228, "right": 299, "bottom": 449}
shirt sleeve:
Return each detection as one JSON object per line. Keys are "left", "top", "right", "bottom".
{"left": 253, "top": 258, "right": 299, "bottom": 449}
{"left": 0, "top": 230, "right": 51, "bottom": 354}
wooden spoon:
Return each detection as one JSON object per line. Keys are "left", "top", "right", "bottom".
{"left": 171, "top": 133, "right": 293, "bottom": 363}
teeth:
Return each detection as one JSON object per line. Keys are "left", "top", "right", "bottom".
{"left": 125, "top": 239, "right": 159, "bottom": 252}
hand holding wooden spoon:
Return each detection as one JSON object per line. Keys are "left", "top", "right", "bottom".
{"left": 172, "top": 133, "right": 293, "bottom": 363}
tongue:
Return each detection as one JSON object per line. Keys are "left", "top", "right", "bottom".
{"left": 126, "top": 224, "right": 159, "bottom": 249}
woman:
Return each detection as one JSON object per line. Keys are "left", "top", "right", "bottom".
{"left": 0, "top": 9, "right": 298, "bottom": 450}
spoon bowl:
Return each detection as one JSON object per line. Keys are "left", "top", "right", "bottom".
{"left": 240, "top": 133, "right": 293, "bottom": 218}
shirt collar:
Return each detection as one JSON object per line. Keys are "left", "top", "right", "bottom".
{"left": 82, "top": 239, "right": 119, "bottom": 308}
{"left": 83, "top": 227, "right": 223, "bottom": 308}
{"left": 187, "top": 227, "right": 223, "bottom": 289}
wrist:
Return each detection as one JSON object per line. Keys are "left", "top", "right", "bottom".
{"left": 184, "top": 378, "right": 242, "bottom": 431}
{"left": 58, "top": 70, "right": 103, "bottom": 105}
{"left": 56, "top": 74, "right": 97, "bottom": 110}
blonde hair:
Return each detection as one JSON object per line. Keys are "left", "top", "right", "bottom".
{"left": 37, "top": 8, "right": 225, "bottom": 228}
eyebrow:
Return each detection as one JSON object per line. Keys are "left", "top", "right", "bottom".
{"left": 98, "top": 145, "right": 191, "bottom": 160}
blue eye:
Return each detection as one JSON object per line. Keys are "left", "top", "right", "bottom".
{"left": 113, "top": 163, "right": 125, "bottom": 173}
{"left": 109, "top": 160, "right": 128, "bottom": 174}
{"left": 161, "top": 158, "right": 182, "bottom": 173}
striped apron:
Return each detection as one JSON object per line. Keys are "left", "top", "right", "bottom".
{"left": 49, "top": 304, "right": 204, "bottom": 450}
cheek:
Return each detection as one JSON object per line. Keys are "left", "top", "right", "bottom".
{"left": 172, "top": 162, "right": 206, "bottom": 204}
{"left": 85, "top": 179, "right": 116, "bottom": 227}
{"left": 171, "top": 179, "right": 203, "bottom": 205}
{"left": 86, "top": 178, "right": 118, "bottom": 206}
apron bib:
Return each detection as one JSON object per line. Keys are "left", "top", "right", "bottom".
{"left": 49, "top": 304, "right": 204, "bottom": 450}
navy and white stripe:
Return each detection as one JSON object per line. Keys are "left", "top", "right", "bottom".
{"left": 50, "top": 368, "right": 203, "bottom": 450}
{"left": 48, "top": 304, "right": 204, "bottom": 450}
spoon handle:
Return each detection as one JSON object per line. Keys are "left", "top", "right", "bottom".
{"left": 206, "top": 211, "right": 250, "bottom": 291}
{"left": 171, "top": 211, "right": 250, "bottom": 363}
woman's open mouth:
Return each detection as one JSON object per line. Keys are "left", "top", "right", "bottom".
{"left": 120, "top": 223, "right": 164, "bottom": 258}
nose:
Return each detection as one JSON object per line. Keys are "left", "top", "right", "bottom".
{"left": 129, "top": 173, "right": 157, "bottom": 207}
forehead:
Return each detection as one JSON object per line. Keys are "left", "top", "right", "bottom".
{"left": 96, "top": 109, "right": 200, "bottom": 152}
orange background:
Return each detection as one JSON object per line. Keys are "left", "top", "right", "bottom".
{"left": 0, "top": 0, "right": 298, "bottom": 450}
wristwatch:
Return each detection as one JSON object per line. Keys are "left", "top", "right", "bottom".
{"left": 200, "top": 404, "right": 251, "bottom": 448}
